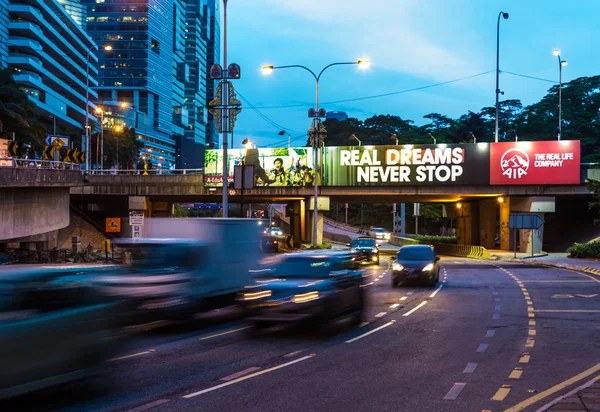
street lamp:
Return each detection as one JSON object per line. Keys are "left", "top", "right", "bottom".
{"left": 350, "top": 134, "right": 362, "bottom": 146}
{"left": 390, "top": 133, "right": 398, "bottom": 145}
{"left": 468, "top": 132, "right": 476, "bottom": 144}
{"left": 120, "top": 102, "right": 148, "bottom": 165}
{"left": 84, "top": 43, "right": 99, "bottom": 172}
{"left": 242, "top": 138, "right": 254, "bottom": 149}
{"left": 262, "top": 59, "right": 369, "bottom": 248}
{"left": 554, "top": 49, "right": 567, "bottom": 140}
{"left": 114, "top": 125, "right": 123, "bottom": 168}
{"left": 495, "top": 11, "right": 509, "bottom": 143}
{"left": 278, "top": 130, "right": 292, "bottom": 148}
{"left": 95, "top": 107, "right": 104, "bottom": 171}
{"left": 427, "top": 133, "right": 437, "bottom": 145}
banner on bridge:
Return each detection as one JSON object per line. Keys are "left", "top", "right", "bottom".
{"left": 204, "top": 141, "right": 581, "bottom": 187}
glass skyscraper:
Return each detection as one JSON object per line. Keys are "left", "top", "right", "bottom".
{"left": 205, "top": 0, "right": 220, "bottom": 148}
{"left": 82, "top": 0, "right": 210, "bottom": 167}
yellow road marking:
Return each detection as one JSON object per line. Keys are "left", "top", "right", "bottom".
{"left": 492, "top": 384, "right": 512, "bottom": 401}
{"left": 528, "top": 329, "right": 536, "bottom": 336}
{"left": 107, "top": 351, "right": 151, "bottom": 362}
{"left": 526, "top": 338, "right": 535, "bottom": 348}
{"left": 528, "top": 313, "right": 535, "bottom": 318}
{"left": 529, "top": 320, "right": 536, "bottom": 326}
{"left": 520, "top": 280, "right": 596, "bottom": 283}
{"left": 199, "top": 326, "right": 251, "bottom": 341}
{"left": 533, "top": 310, "right": 600, "bottom": 313}
{"left": 526, "top": 300, "right": 533, "bottom": 305}
{"left": 519, "top": 354, "right": 531, "bottom": 363}
{"left": 504, "top": 364, "right": 600, "bottom": 411}
{"left": 509, "top": 368, "right": 523, "bottom": 380}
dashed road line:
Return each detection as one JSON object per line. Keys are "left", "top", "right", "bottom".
{"left": 220, "top": 367, "right": 261, "bottom": 381}
{"left": 519, "top": 353, "right": 531, "bottom": 363}
{"left": 443, "top": 383, "right": 467, "bottom": 400}
{"left": 346, "top": 321, "right": 395, "bottom": 343}
{"left": 107, "top": 350, "right": 153, "bottom": 362}
{"left": 463, "top": 363, "right": 478, "bottom": 374}
{"left": 526, "top": 338, "right": 535, "bottom": 348}
{"left": 402, "top": 301, "right": 428, "bottom": 317}
{"left": 199, "top": 326, "right": 251, "bottom": 341}
{"left": 389, "top": 303, "right": 400, "bottom": 309}
{"left": 494, "top": 298, "right": 501, "bottom": 302}
{"left": 476, "top": 344, "right": 489, "bottom": 353}
{"left": 375, "top": 312, "right": 387, "bottom": 318}
{"left": 182, "top": 355, "right": 315, "bottom": 398}
{"left": 399, "top": 296, "right": 407, "bottom": 301}
{"left": 486, "top": 329, "right": 496, "bottom": 338}
{"left": 528, "top": 329, "right": 537, "bottom": 336}
{"left": 493, "top": 313, "right": 500, "bottom": 320}
{"left": 284, "top": 350, "right": 304, "bottom": 358}
{"left": 491, "top": 384, "right": 512, "bottom": 401}
{"left": 127, "top": 399, "right": 170, "bottom": 412}
{"left": 495, "top": 305, "right": 501, "bottom": 310}
{"left": 509, "top": 367, "right": 524, "bottom": 380}
{"left": 429, "top": 284, "right": 444, "bottom": 298}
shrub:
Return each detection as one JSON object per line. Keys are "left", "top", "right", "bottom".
{"left": 567, "top": 241, "right": 600, "bottom": 258}
{"left": 412, "top": 235, "right": 458, "bottom": 245}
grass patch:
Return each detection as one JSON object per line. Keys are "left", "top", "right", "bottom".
{"left": 411, "top": 235, "right": 458, "bottom": 245}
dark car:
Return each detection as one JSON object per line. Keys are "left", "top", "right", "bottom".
{"left": 261, "top": 235, "right": 279, "bottom": 253}
{"left": 391, "top": 245, "right": 440, "bottom": 287}
{"left": 239, "top": 252, "right": 365, "bottom": 332}
{"left": 348, "top": 237, "right": 380, "bottom": 265}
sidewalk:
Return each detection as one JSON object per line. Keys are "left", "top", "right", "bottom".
{"left": 490, "top": 251, "right": 600, "bottom": 277}
{"left": 543, "top": 377, "right": 600, "bottom": 411}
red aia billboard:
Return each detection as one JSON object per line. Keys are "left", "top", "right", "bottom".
{"left": 490, "top": 140, "right": 580, "bottom": 185}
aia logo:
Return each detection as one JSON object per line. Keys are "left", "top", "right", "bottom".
{"left": 500, "top": 148, "right": 530, "bottom": 179}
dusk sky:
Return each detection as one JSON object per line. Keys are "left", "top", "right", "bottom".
{"left": 224, "top": 0, "right": 600, "bottom": 148}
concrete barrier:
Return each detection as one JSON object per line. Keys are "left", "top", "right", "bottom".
{"left": 323, "top": 231, "right": 353, "bottom": 245}
{"left": 389, "top": 236, "right": 419, "bottom": 247}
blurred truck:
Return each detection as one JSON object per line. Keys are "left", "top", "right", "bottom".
{"left": 94, "top": 218, "right": 264, "bottom": 322}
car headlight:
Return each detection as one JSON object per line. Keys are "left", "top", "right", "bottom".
{"left": 422, "top": 263, "right": 434, "bottom": 272}
{"left": 393, "top": 263, "right": 404, "bottom": 271}
{"left": 371, "top": 248, "right": 378, "bottom": 253}
{"left": 351, "top": 248, "right": 357, "bottom": 252}
{"left": 384, "top": 234, "right": 391, "bottom": 240}
{"left": 240, "top": 290, "right": 272, "bottom": 300}
{"left": 292, "top": 291, "right": 319, "bottom": 303}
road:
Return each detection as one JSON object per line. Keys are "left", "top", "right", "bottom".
{"left": 3, "top": 258, "right": 600, "bottom": 412}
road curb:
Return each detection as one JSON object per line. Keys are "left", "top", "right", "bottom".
{"left": 489, "top": 256, "right": 600, "bottom": 279}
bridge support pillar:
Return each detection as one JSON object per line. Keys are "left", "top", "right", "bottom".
{"left": 499, "top": 197, "right": 513, "bottom": 251}
{"left": 511, "top": 197, "right": 555, "bottom": 255}
{"left": 287, "top": 200, "right": 306, "bottom": 244}
{"left": 479, "top": 199, "right": 497, "bottom": 250}
{"left": 456, "top": 202, "right": 479, "bottom": 246}
{"left": 307, "top": 196, "right": 330, "bottom": 247}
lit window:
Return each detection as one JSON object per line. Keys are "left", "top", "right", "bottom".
{"left": 97, "top": 16, "right": 108, "bottom": 22}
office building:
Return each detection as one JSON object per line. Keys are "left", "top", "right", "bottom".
{"left": 57, "top": 0, "right": 86, "bottom": 28}
{"left": 205, "top": 0, "right": 219, "bottom": 148}
{"left": 0, "top": 0, "right": 98, "bottom": 133}
{"left": 83, "top": 0, "right": 210, "bottom": 168}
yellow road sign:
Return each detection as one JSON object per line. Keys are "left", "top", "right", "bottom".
{"left": 52, "top": 138, "right": 65, "bottom": 149}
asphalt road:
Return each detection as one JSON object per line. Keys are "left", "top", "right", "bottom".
{"left": 3, "top": 257, "right": 600, "bottom": 412}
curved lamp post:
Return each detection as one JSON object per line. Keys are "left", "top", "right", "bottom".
{"left": 553, "top": 49, "right": 567, "bottom": 140}
{"left": 495, "top": 11, "right": 509, "bottom": 143}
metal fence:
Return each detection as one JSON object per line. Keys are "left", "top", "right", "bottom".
{"left": 86, "top": 168, "right": 204, "bottom": 175}
{"left": 0, "top": 157, "right": 81, "bottom": 170}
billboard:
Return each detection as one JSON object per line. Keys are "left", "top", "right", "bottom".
{"left": 204, "top": 147, "right": 315, "bottom": 187}
{"left": 490, "top": 140, "right": 580, "bottom": 185}
{"left": 323, "top": 144, "right": 490, "bottom": 186}
{"left": 0, "top": 139, "right": 10, "bottom": 166}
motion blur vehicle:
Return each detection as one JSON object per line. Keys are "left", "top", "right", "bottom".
{"left": 369, "top": 227, "right": 391, "bottom": 242}
{"left": 0, "top": 265, "right": 124, "bottom": 400}
{"left": 347, "top": 237, "right": 380, "bottom": 265}
{"left": 261, "top": 235, "right": 279, "bottom": 253}
{"left": 266, "top": 226, "right": 283, "bottom": 236}
{"left": 94, "top": 218, "right": 262, "bottom": 323}
{"left": 238, "top": 252, "right": 364, "bottom": 331}
{"left": 391, "top": 245, "right": 440, "bottom": 287}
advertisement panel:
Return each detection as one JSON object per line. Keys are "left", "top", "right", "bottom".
{"left": 0, "top": 139, "right": 10, "bottom": 166}
{"left": 490, "top": 140, "right": 580, "bottom": 185}
{"left": 323, "top": 144, "right": 490, "bottom": 186}
{"left": 204, "top": 147, "right": 315, "bottom": 187}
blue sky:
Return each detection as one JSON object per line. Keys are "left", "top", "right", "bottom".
{"left": 224, "top": 0, "right": 600, "bottom": 148}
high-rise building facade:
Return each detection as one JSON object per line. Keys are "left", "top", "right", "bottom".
{"left": 205, "top": 0, "right": 220, "bottom": 148}
{"left": 0, "top": 0, "right": 98, "bottom": 132}
{"left": 57, "top": 0, "right": 86, "bottom": 28}
{"left": 82, "top": 0, "right": 209, "bottom": 168}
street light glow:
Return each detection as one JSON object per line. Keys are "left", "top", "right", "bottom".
{"left": 114, "top": 126, "right": 123, "bottom": 132}
{"left": 554, "top": 49, "right": 560, "bottom": 56}
{"left": 95, "top": 107, "right": 103, "bottom": 114}
{"left": 456, "top": 203, "right": 462, "bottom": 209}
{"left": 242, "top": 138, "right": 253, "bottom": 148}
{"left": 104, "top": 45, "right": 113, "bottom": 51}
{"left": 357, "top": 59, "right": 369, "bottom": 68}
{"left": 261, "top": 65, "right": 274, "bottom": 75}
{"left": 120, "top": 102, "right": 128, "bottom": 108}
{"left": 561, "top": 60, "right": 568, "bottom": 66}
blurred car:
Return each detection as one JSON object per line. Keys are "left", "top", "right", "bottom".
{"left": 369, "top": 227, "right": 391, "bottom": 242}
{"left": 261, "top": 235, "right": 279, "bottom": 253}
{"left": 238, "top": 251, "right": 364, "bottom": 331}
{"left": 265, "top": 226, "right": 283, "bottom": 236}
{"left": 391, "top": 245, "right": 440, "bottom": 287}
{"left": 347, "top": 237, "right": 380, "bottom": 265}
{"left": 0, "top": 265, "right": 124, "bottom": 400}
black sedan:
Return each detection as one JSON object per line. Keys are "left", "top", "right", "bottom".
{"left": 391, "top": 245, "right": 440, "bottom": 287}
{"left": 261, "top": 235, "right": 279, "bottom": 253}
{"left": 348, "top": 237, "right": 380, "bottom": 265}
{"left": 238, "top": 252, "right": 365, "bottom": 332}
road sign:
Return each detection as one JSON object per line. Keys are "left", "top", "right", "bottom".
{"left": 106, "top": 218, "right": 121, "bottom": 233}
{"left": 42, "top": 146, "right": 53, "bottom": 160}
{"left": 75, "top": 151, "right": 85, "bottom": 164}
{"left": 394, "top": 224, "right": 402, "bottom": 232}
{"left": 45, "top": 135, "right": 69, "bottom": 147}
{"left": 414, "top": 203, "right": 420, "bottom": 216}
{"left": 509, "top": 213, "right": 544, "bottom": 230}
{"left": 394, "top": 215, "right": 402, "bottom": 223}
{"left": 7, "top": 141, "right": 17, "bottom": 157}
{"left": 234, "top": 165, "right": 254, "bottom": 190}
{"left": 228, "top": 188, "right": 236, "bottom": 196}
{"left": 66, "top": 149, "right": 76, "bottom": 163}
{"left": 129, "top": 212, "right": 144, "bottom": 226}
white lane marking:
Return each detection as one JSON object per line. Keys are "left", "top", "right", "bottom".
{"left": 476, "top": 344, "right": 489, "bottom": 353}
{"left": 183, "top": 355, "right": 314, "bottom": 398}
{"left": 402, "top": 301, "right": 428, "bottom": 317}
{"left": 220, "top": 367, "right": 261, "bottom": 382}
{"left": 199, "top": 326, "right": 252, "bottom": 341}
{"left": 407, "top": 291, "right": 414, "bottom": 295}
{"left": 346, "top": 321, "right": 395, "bottom": 343}
{"left": 486, "top": 329, "right": 496, "bottom": 338}
{"left": 429, "top": 284, "right": 444, "bottom": 298}
{"left": 284, "top": 350, "right": 304, "bottom": 358}
{"left": 533, "top": 376, "right": 600, "bottom": 412}
{"left": 443, "top": 383, "right": 467, "bottom": 400}
{"left": 493, "top": 313, "right": 500, "bottom": 320}
{"left": 375, "top": 312, "right": 387, "bottom": 318}
{"left": 389, "top": 304, "right": 400, "bottom": 309}
{"left": 463, "top": 363, "right": 478, "bottom": 374}
{"left": 492, "top": 292, "right": 499, "bottom": 295}
{"left": 520, "top": 280, "right": 596, "bottom": 283}
{"left": 495, "top": 298, "right": 501, "bottom": 302}
{"left": 127, "top": 399, "right": 170, "bottom": 412}
{"left": 400, "top": 296, "right": 407, "bottom": 301}
{"left": 107, "top": 351, "right": 151, "bottom": 362}
{"left": 495, "top": 305, "right": 501, "bottom": 310}
{"left": 533, "top": 309, "right": 600, "bottom": 313}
